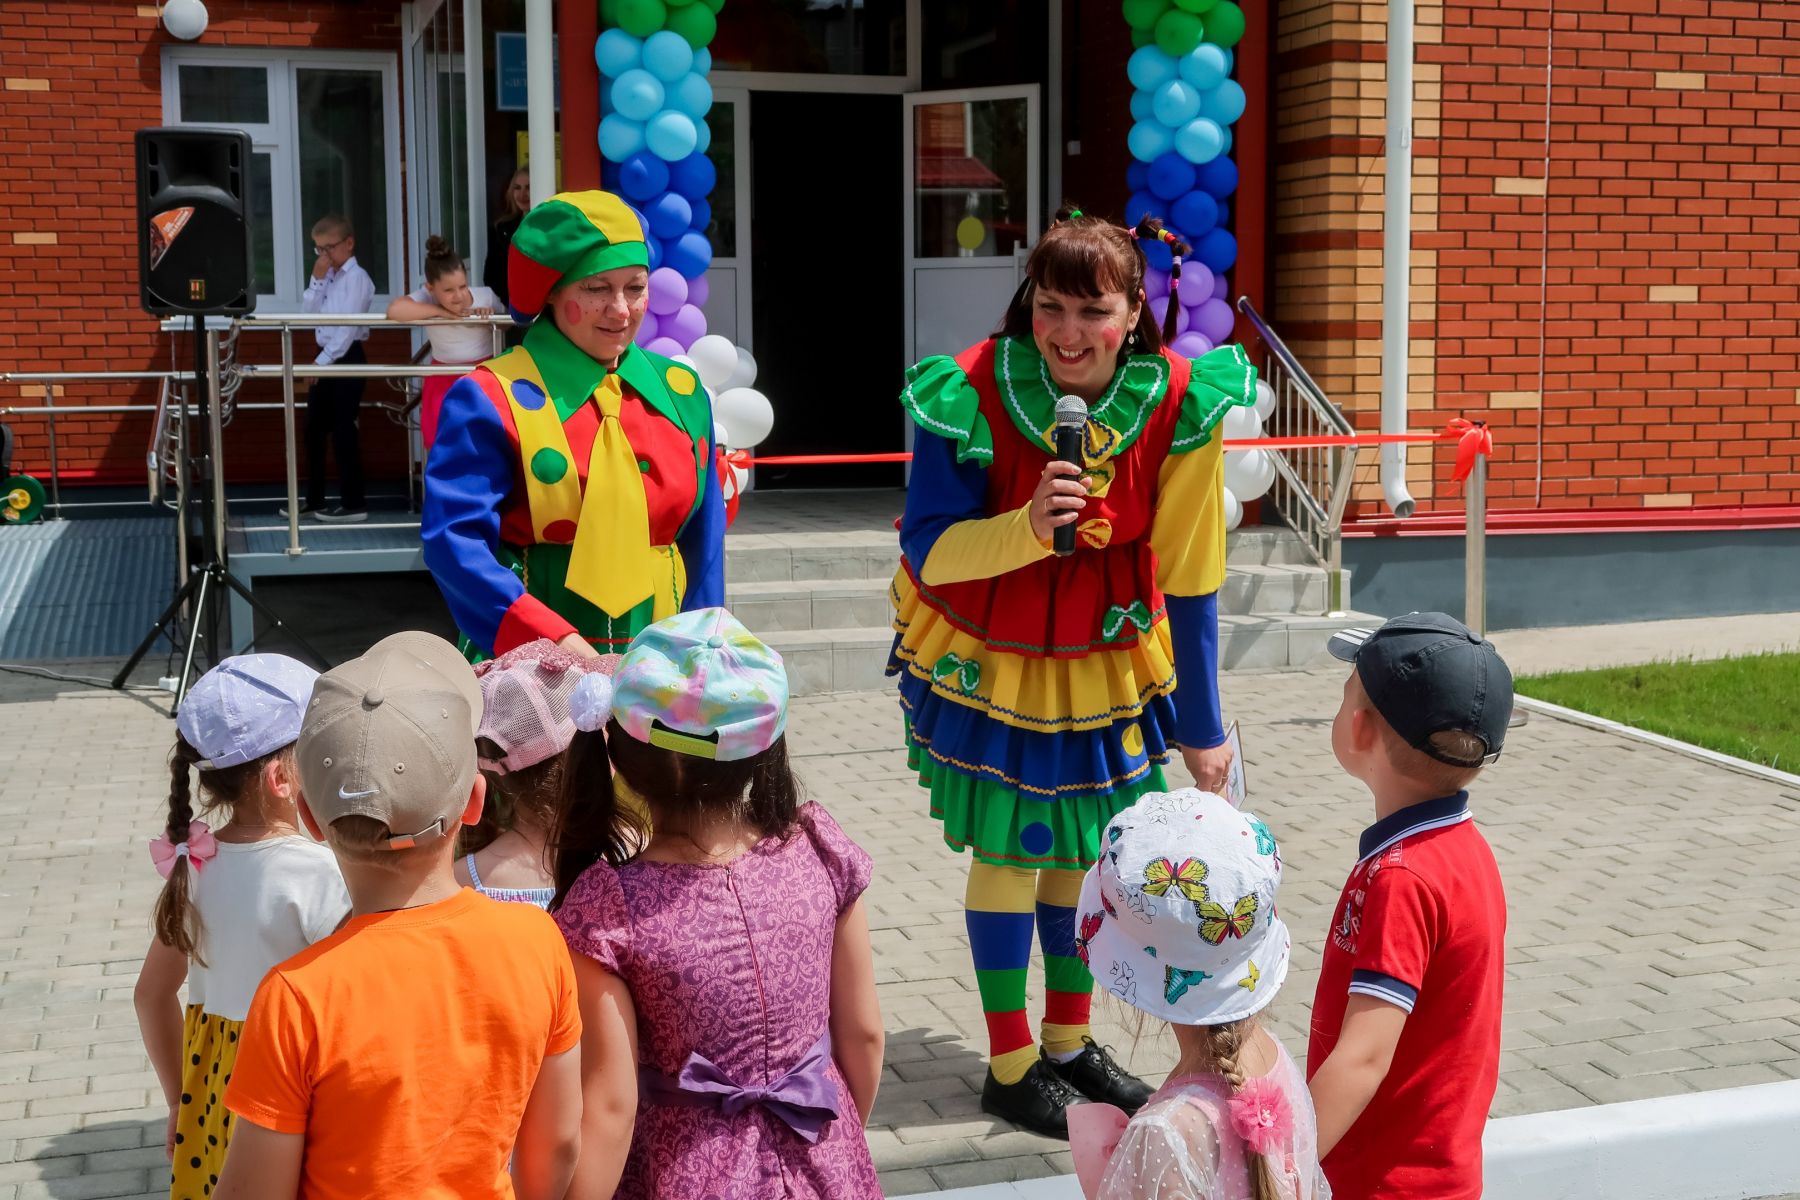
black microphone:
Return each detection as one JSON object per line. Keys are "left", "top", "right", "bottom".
{"left": 1052, "top": 395, "right": 1088, "bottom": 558}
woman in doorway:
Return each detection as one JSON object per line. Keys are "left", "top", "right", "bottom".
{"left": 483, "top": 166, "right": 532, "bottom": 313}
{"left": 888, "top": 207, "right": 1256, "bottom": 1138}
{"left": 422, "top": 190, "right": 724, "bottom": 660}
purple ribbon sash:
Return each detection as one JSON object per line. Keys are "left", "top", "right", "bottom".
{"left": 638, "top": 1029, "right": 842, "bottom": 1143}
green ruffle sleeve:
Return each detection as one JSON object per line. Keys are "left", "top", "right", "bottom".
{"left": 1171, "top": 343, "right": 1259, "bottom": 453}
{"left": 900, "top": 355, "right": 994, "bottom": 466}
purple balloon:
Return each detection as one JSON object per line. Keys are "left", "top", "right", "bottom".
{"left": 1195, "top": 297, "right": 1237, "bottom": 344}
{"left": 1144, "top": 266, "right": 1170, "bottom": 297}
{"left": 1176, "top": 262, "right": 1215, "bottom": 308}
{"left": 644, "top": 336, "right": 687, "bottom": 359}
{"left": 663, "top": 302, "right": 707, "bottom": 346}
{"left": 648, "top": 266, "right": 688, "bottom": 315}
{"left": 1170, "top": 331, "right": 1215, "bottom": 358}
{"left": 637, "top": 311, "right": 661, "bottom": 343}
{"left": 687, "top": 273, "right": 710, "bottom": 307}
{"left": 1212, "top": 272, "right": 1230, "bottom": 300}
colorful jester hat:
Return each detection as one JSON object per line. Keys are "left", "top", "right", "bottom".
{"left": 506, "top": 190, "right": 650, "bottom": 325}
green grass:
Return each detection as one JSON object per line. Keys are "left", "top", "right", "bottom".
{"left": 1516, "top": 651, "right": 1800, "bottom": 774}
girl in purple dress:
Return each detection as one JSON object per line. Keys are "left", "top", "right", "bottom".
{"left": 551, "top": 608, "right": 886, "bottom": 1199}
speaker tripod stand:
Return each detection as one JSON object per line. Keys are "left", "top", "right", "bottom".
{"left": 112, "top": 321, "right": 325, "bottom": 706}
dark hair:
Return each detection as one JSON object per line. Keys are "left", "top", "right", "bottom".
{"left": 153, "top": 734, "right": 265, "bottom": 966}
{"left": 423, "top": 234, "right": 467, "bottom": 287}
{"left": 549, "top": 723, "right": 802, "bottom": 909}
{"left": 459, "top": 742, "right": 567, "bottom": 858}
{"left": 997, "top": 203, "right": 1189, "bottom": 352}
{"left": 548, "top": 728, "right": 643, "bottom": 911}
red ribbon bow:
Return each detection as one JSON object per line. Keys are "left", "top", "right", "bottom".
{"left": 719, "top": 449, "right": 753, "bottom": 526}
{"left": 1448, "top": 418, "right": 1493, "bottom": 484}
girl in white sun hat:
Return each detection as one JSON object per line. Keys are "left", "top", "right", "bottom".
{"left": 1068, "top": 789, "right": 1329, "bottom": 1200}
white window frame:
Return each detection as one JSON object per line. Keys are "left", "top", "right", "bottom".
{"left": 160, "top": 46, "right": 406, "bottom": 309}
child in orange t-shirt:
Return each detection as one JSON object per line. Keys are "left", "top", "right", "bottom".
{"left": 217, "top": 632, "right": 582, "bottom": 1200}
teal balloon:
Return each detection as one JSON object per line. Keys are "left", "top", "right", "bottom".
{"left": 594, "top": 28, "right": 643, "bottom": 78}
{"left": 1130, "top": 90, "right": 1156, "bottom": 122}
{"left": 1180, "top": 43, "right": 1228, "bottom": 90}
{"left": 1152, "top": 78, "right": 1201, "bottom": 127}
{"left": 1126, "top": 45, "right": 1178, "bottom": 91}
{"left": 674, "top": 71, "right": 713, "bottom": 118}
{"left": 599, "top": 114, "right": 646, "bottom": 161}
{"left": 1174, "top": 116, "right": 1224, "bottom": 165}
{"left": 694, "top": 115, "right": 712, "bottom": 154}
{"left": 1201, "top": 78, "right": 1246, "bottom": 126}
{"left": 646, "top": 110, "right": 699, "bottom": 161}
{"left": 641, "top": 30, "right": 695, "bottom": 81}
{"left": 1129, "top": 119, "right": 1175, "bottom": 163}
{"left": 611, "top": 68, "right": 665, "bottom": 121}
{"left": 693, "top": 48, "right": 712, "bottom": 73}
{"left": 1202, "top": 1, "right": 1246, "bottom": 48}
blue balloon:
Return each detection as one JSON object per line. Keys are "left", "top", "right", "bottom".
{"left": 1196, "top": 227, "right": 1237, "bottom": 274}
{"left": 1126, "top": 190, "right": 1160, "bottom": 226}
{"left": 619, "top": 151, "right": 670, "bottom": 201}
{"left": 646, "top": 192, "right": 693, "bottom": 239}
{"left": 1174, "top": 116, "right": 1223, "bottom": 165}
{"left": 674, "top": 72, "right": 713, "bottom": 118}
{"left": 669, "top": 152, "right": 717, "bottom": 200}
{"left": 1128, "top": 119, "right": 1174, "bottom": 163}
{"left": 1148, "top": 151, "right": 1198, "bottom": 202}
{"left": 665, "top": 230, "right": 713, "bottom": 279}
{"left": 1214, "top": 200, "right": 1230, "bottom": 228}
{"left": 600, "top": 158, "right": 622, "bottom": 191}
{"left": 595, "top": 28, "right": 643, "bottom": 78}
{"left": 1171, "top": 190, "right": 1219, "bottom": 238}
{"left": 1127, "top": 45, "right": 1179, "bottom": 91}
{"left": 644, "top": 234, "right": 663, "bottom": 272}
{"left": 693, "top": 47, "right": 712, "bottom": 74}
{"left": 599, "top": 114, "right": 646, "bottom": 162}
{"left": 1152, "top": 79, "right": 1201, "bottom": 128}
{"left": 1222, "top": 48, "right": 1235, "bottom": 74}
{"left": 1179, "top": 43, "right": 1228, "bottom": 91}
{"left": 1126, "top": 161, "right": 1151, "bottom": 192}
{"left": 1197, "top": 155, "right": 1238, "bottom": 199}
{"left": 641, "top": 29, "right": 695, "bottom": 82}
{"left": 1129, "top": 90, "right": 1155, "bottom": 122}
{"left": 688, "top": 197, "right": 712, "bottom": 231}
{"left": 646, "top": 110, "right": 699, "bottom": 161}
{"left": 1203, "top": 79, "right": 1246, "bottom": 127}
{"left": 1141, "top": 238, "right": 1172, "bottom": 271}
{"left": 611, "top": 68, "right": 665, "bottom": 121}
{"left": 694, "top": 116, "right": 712, "bottom": 154}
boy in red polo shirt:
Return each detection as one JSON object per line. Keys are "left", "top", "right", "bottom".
{"left": 1307, "top": 612, "right": 1513, "bottom": 1200}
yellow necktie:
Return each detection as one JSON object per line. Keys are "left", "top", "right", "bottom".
{"left": 565, "top": 374, "right": 656, "bottom": 617}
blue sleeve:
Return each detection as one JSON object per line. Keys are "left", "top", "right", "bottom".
{"left": 420, "top": 377, "right": 524, "bottom": 655}
{"left": 677, "top": 422, "right": 726, "bottom": 611}
{"left": 1166, "top": 591, "right": 1226, "bottom": 749}
{"left": 1350, "top": 969, "right": 1420, "bottom": 1014}
{"left": 899, "top": 427, "right": 990, "bottom": 568}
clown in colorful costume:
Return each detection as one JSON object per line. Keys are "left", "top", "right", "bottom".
{"left": 422, "top": 191, "right": 724, "bottom": 658}
{"left": 886, "top": 206, "right": 1256, "bottom": 1140}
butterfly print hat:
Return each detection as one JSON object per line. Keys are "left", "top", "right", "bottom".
{"left": 1076, "top": 788, "right": 1291, "bottom": 1026}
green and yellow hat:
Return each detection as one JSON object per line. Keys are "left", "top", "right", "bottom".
{"left": 507, "top": 190, "right": 649, "bottom": 324}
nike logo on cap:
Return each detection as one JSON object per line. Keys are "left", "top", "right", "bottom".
{"left": 339, "top": 786, "right": 379, "bottom": 800}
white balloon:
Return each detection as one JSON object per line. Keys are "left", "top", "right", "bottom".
{"left": 1223, "top": 448, "right": 1276, "bottom": 501}
{"left": 673, "top": 354, "right": 699, "bottom": 372}
{"left": 1222, "top": 404, "right": 1262, "bottom": 442}
{"left": 1223, "top": 486, "right": 1243, "bottom": 532}
{"left": 713, "top": 419, "right": 730, "bottom": 450}
{"left": 725, "top": 345, "right": 758, "bottom": 391}
{"left": 1253, "top": 378, "right": 1277, "bottom": 421}
{"left": 688, "top": 334, "right": 739, "bottom": 391}
{"left": 716, "top": 386, "right": 775, "bottom": 449}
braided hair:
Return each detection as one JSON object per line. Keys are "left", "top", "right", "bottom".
{"left": 152, "top": 735, "right": 262, "bottom": 966}
{"left": 1203, "top": 1017, "right": 1284, "bottom": 1200}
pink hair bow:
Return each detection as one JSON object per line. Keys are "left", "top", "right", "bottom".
{"left": 1229, "top": 1075, "right": 1295, "bottom": 1156}
{"left": 149, "top": 821, "right": 217, "bottom": 880}
{"left": 1069, "top": 1102, "right": 1131, "bottom": 1199}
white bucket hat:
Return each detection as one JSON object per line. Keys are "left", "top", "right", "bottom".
{"left": 1075, "top": 788, "right": 1291, "bottom": 1026}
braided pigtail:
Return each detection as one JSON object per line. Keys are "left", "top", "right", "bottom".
{"left": 152, "top": 735, "right": 207, "bottom": 966}
{"left": 1133, "top": 217, "right": 1192, "bottom": 344}
{"left": 1204, "top": 1018, "right": 1283, "bottom": 1200}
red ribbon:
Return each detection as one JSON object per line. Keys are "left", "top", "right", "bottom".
{"left": 1448, "top": 419, "right": 1493, "bottom": 484}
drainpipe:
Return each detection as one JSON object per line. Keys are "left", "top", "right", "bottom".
{"left": 1381, "top": 0, "right": 1418, "bottom": 518}
{"left": 525, "top": 0, "right": 555, "bottom": 205}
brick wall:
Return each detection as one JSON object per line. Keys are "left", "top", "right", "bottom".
{"left": 0, "top": 0, "right": 408, "bottom": 486}
{"left": 1270, "top": 0, "right": 1800, "bottom": 514}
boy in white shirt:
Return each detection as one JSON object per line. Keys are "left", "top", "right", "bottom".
{"left": 294, "top": 213, "right": 374, "bottom": 523}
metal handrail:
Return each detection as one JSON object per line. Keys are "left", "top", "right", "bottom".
{"left": 1236, "top": 297, "right": 1352, "bottom": 436}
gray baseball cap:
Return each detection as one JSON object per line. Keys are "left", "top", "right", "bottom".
{"left": 296, "top": 632, "right": 483, "bottom": 850}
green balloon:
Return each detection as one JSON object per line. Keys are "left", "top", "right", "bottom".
{"left": 1121, "top": 0, "right": 1168, "bottom": 32}
{"left": 1202, "top": 1, "right": 1245, "bottom": 48}
{"left": 666, "top": 1, "right": 716, "bottom": 45}
{"left": 664, "top": 0, "right": 698, "bottom": 6}
{"left": 704, "top": 0, "right": 724, "bottom": 12}
{"left": 1173, "top": 0, "right": 1216, "bottom": 11}
{"left": 600, "top": 0, "right": 620, "bottom": 23}
{"left": 1154, "top": 8, "right": 1203, "bottom": 56}
{"left": 1130, "top": 27, "right": 1154, "bottom": 48}
{"left": 614, "top": 0, "right": 666, "bottom": 38}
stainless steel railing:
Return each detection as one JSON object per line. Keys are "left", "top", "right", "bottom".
{"left": 1235, "top": 296, "right": 1360, "bottom": 614}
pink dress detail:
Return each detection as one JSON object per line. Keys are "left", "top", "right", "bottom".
{"left": 555, "top": 802, "right": 882, "bottom": 1199}
{"left": 1096, "top": 1039, "right": 1330, "bottom": 1200}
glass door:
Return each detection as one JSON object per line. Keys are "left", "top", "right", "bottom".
{"left": 404, "top": 0, "right": 480, "bottom": 294}
{"left": 902, "top": 85, "right": 1040, "bottom": 365}
{"left": 699, "top": 87, "right": 754, "bottom": 349}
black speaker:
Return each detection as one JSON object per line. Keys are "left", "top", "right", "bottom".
{"left": 135, "top": 127, "right": 256, "bottom": 316}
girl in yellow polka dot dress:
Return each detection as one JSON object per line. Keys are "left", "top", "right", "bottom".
{"left": 132, "top": 656, "right": 349, "bottom": 1198}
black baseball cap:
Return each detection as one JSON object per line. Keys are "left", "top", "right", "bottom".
{"left": 1328, "top": 612, "right": 1514, "bottom": 767}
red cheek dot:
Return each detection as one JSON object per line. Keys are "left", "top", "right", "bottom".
{"left": 561, "top": 300, "right": 581, "bottom": 327}
{"left": 1102, "top": 327, "right": 1122, "bottom": 350}
{"left": 1032, "top": 315, "right": 1051, "bottom": 337}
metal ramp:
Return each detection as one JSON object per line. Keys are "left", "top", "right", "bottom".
{"left": 0, "top": 517, "right": 174, "bottom": 661}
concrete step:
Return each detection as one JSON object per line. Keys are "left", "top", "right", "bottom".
{"left": 762, "top": 609, "right": 1384, "bottom": 697}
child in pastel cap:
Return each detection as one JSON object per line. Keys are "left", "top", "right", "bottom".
{"left": 610, "top": 606, "right": 788, "bottom": 761}
{"left": 177, "top": 653, "right": 319, "bottom": 770}
{"left": 1069, "top": 789, "right": 1328, "bottom": 1200}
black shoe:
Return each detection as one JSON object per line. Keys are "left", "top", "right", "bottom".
{"left": 314, "top": 506, "right": 368, "bottom": 524}
{"left": 277, "top": 502, "right": 319, "bottom": 519}
{"left": 980, "top": 1060, "right": 1085, "bottom": 1139}
{"left": 1045, "top": 1038, "right": 1154, "bottom": 1113}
